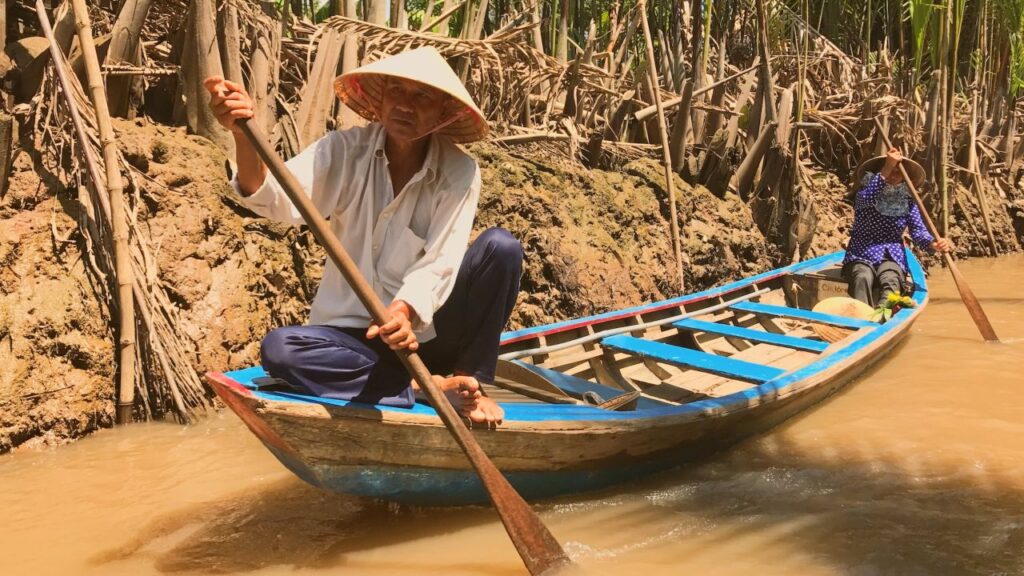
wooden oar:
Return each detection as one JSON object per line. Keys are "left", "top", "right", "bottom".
{"left": 235, "top": 119, "right": 571, "bottom": 575}
{"left": 872, "top": 117, "right": 999, "bottom": 342}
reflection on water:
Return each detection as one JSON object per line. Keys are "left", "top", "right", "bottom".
{"left": 1, "top": 255, "right": 1022, "bottom": 575}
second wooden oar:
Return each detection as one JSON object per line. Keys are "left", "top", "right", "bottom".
{"left": 235, "top": 118, "right": 571, "bottom": 575}
{"left": 872, "top": 117, "right": 999, "bottom": 342}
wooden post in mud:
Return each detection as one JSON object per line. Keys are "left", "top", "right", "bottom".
{"left": 638, "top": 0, "right": 685, "bottom": 291}
{"left": 0, "top": 113, "right": 12, "bottom": 199}
{"left": 873, "top": 117, "right": 1000, "bottom": 343}
{"left": 70, "top": 0, "right": 137, "bottom": 423}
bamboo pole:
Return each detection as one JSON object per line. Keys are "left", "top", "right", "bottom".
{"left": 689, "top": 0, "right": 706, "bottom": 146}
{"left": 70, "top": 0, "right": 136, "bottom": 420}
{"left": 938, "top": 3, "right": 950, "bottom": 236}
{"left": 873, "top": 117, "right": 999, "bottom": 343}
{"left": 638, "top": 0, "right": 685, "bottom": 290}
{"left": 969, "top": 91, "right": 999, "bottom": 255}
{"left": 70, "top": 0, "right": 137, "bottom": 423}
{"left": 38, "top": 0, "right": 206, "bottom": 423}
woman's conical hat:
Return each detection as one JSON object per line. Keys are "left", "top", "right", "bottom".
{"left": 333, "top": 47, "right": 488, "bottom": 143}
{"left": 809, "top": 297, "right": 877, "bottom": 343}
{"left": 854, "top": 155, "right": 926, "bottom": 188}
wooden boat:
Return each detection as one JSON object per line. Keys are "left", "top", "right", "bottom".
{"left": 207, "top": 250, "right": 928, "bottom": 506}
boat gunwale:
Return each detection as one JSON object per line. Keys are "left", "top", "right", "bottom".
{"left": 499, "top": 251, "right": 845, "bottom": 345}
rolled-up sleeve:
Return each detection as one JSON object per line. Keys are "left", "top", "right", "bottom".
{"left": 393, "top": 168, "right": 481, "bottom": 333}
{"left": 231, "top": 132, "right": 347, "bottom": 225}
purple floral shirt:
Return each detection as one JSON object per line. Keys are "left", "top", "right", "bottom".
{"left": 843, "top": 172, "right": 934, "bottom": 273}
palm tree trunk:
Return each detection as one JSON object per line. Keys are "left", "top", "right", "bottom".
{"left": 218, "top": 0, "right": 243, "bottom": 84}
{"left": 438, "top": 0, "right": 454, "bottom": 35}
{"left": 249, "top": 20, "right": 280, "bottom": 135}
{"left": 370, "top": 0, "right": 387, "bottom": 25}
{"left": 531, "top": 1, "right": 544, "bottom": 52}
{"left": 104, "top": 0, "right": 153, "bottom": 117}
{"left": 181, "top": 0, "right": 231, "bottom": 153}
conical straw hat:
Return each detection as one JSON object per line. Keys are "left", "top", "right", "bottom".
{"left": 334, "top": 46, "right": 489, "bottom": 143}
{"left": 809, "top": 297, "right": 877, "bottom": 344}
{"left": 854, "top": 155, "right": 926, "bottom": 188}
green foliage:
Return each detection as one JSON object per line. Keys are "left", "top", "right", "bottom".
{"left": 995, "top": 0, "right": 1024, "bottom": 98}
{"left": 1012, "top": 34, "right": 1024, "bottom": 98}
{"left": 903, "top": 0, "right": 940, "bottom": 81}
{"left": 871, "top": 293, "right": 917, "bottom": 323}
{"left": 406, "top": 0, "right": 430, "bottom": 31}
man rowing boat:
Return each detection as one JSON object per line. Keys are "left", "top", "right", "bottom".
{"left": 205, "top": 47, "right": 512, "bottom": 425}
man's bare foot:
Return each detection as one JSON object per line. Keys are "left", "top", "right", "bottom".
{"left": 412, "top": 374, "right": 480, "bottom": 416}
{"left": 411, "top": 375, "right": 503, "bottom": 426}
{"left": 467, "top": 396, "right": 504, "bottom": 426}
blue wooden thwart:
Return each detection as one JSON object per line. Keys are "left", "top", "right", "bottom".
{"left": 673, "top": 318, "right": 829, "bottom": 352}
{"left": 731, "top": 301, "right": 876, "bottom": 329}
{"left": 601, "top": 335, "right": 785, "bottom": 382}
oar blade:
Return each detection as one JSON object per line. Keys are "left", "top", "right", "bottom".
{"left": 478, "top": 456, "right": 572, "bottom": 574}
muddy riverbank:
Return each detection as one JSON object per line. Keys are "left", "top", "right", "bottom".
{"left": 1, "top": 119, "right": 1021, "bottom": 452}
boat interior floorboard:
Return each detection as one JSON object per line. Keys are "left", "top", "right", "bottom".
{"left": 637, "top": 342, "right": 819, "bottom": 401}
{"left": 495, "top": 278, "right": 874, "bottom": 409}
{"left": 483, "top": 380, "right": 550, "bottom": 403}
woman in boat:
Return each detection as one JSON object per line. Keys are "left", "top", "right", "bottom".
{"left": 204, "top": 48, "right": 508, "bottom": 425}
{"left": 844, "top": 148, "right": 952, "bottom": 306}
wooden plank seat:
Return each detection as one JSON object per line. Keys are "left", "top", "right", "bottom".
{"left": 673, "top": 318, "right": 829, "bottom": 353}
{"left": 601, "top": 335, "right": 786, "bottom": 383}
{"left": 731, "top": 301, "right": 876, "bottom": 329}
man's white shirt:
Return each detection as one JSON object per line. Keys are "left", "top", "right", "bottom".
{"left": 233, "top": 123, "right": 481, "bottom": 341}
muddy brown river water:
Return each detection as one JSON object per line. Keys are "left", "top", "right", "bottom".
{"left": 1, "top": 255, "right": 1022, "bottom": 576}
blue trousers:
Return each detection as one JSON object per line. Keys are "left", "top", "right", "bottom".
{"left": 259, "top": 228, "right": 523, "bottom": 407}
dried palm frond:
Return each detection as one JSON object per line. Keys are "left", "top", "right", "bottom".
{"left": 34, "top": 61, "right": 211, "bottom": 423}
{"left": 319, "top": 16, "right": 616, "bottom": 131}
